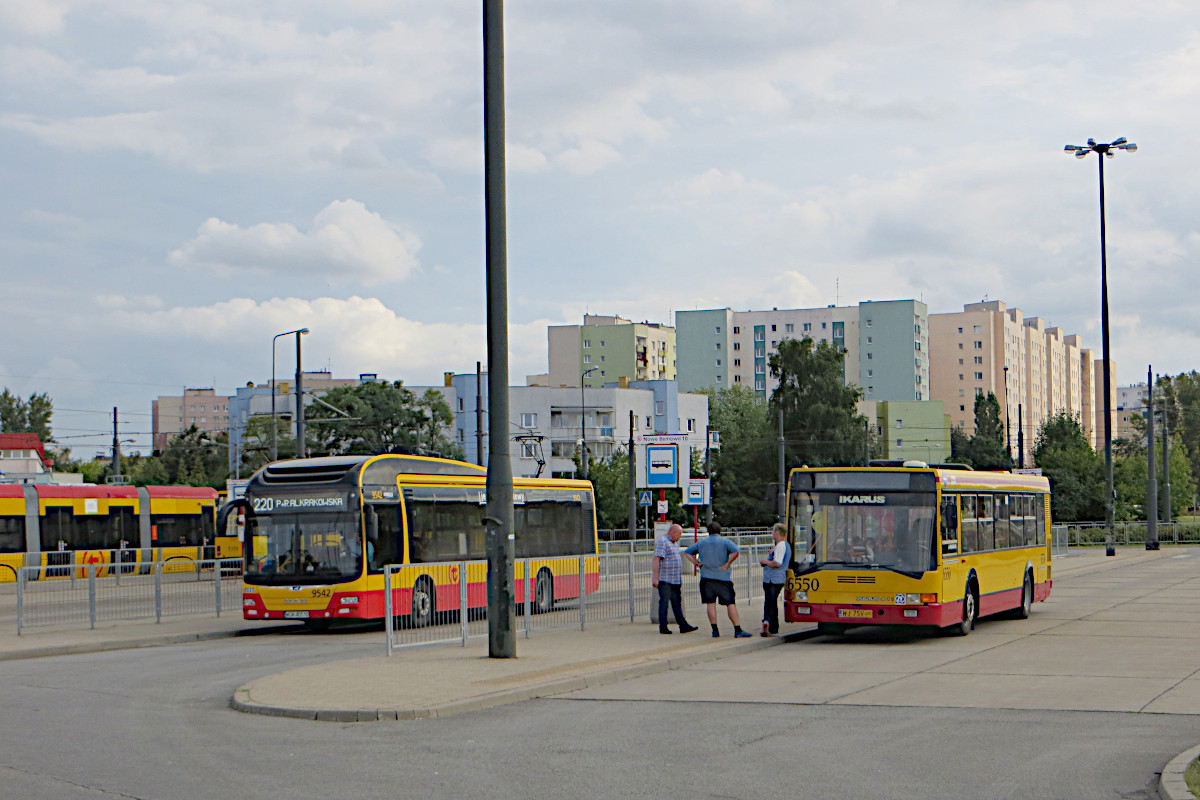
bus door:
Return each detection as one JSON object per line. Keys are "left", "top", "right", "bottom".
{"left": 939, "top": 493, "right": 964, "bottom": 602}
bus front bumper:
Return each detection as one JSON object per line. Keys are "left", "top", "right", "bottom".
{"left": 786, "top": 600, "right": 963, "bottom": 627}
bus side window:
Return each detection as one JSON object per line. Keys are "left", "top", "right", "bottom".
{"left": 939, "top": 495, "right": 959, "bottom": 556}
{"left": 960, "top": 495, "right": 978, "bottom": 553}
{"left": 994, "top": 494, "right": 1011, "bottom": 549}
{"left": 366, "top": 503, "right": 400, "bottom": 572}
{"left": 977, "top": 495, "right": 995, "bottom": 551}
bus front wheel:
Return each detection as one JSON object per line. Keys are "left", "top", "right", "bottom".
{"left": 951, "top": 582, "right": 977, "bottom": 636}
{"left": 411, "top": 576, "right": 435, "bottom": 627}
{"left": 533, "top": 568, "right": 554, "bottom": 614}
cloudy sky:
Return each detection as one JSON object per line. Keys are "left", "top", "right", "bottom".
{"left": 3, "top": 1, "right": 1198, "bottom": 454}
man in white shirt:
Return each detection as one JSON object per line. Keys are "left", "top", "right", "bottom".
{"left": 759, "top": 522, "right": 792, "bottom": 636}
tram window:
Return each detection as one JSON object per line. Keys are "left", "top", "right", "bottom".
{"left": 0, "top": 516, "right": 24, "bottom": 552}
{"left": 42, "top": 506, "right": 137, "bottom": 550}
{"left": 152, "top": 513, "right": 210, "bottom": 546}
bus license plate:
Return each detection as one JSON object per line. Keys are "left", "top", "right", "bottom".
{"left": 838, "top": 609, "right": 873, "bottom": 619}
{"left": 284, "top": 611, "right": 310, "bottom": 619}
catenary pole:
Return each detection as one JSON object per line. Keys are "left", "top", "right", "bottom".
{"left": 483, "top": 0, "right": 515, "bottom": 658}
{"left": 1146, "top": 366, "right": 1158, "bottom": 549}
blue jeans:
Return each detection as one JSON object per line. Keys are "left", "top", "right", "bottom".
{"left": 658, "top": 582, "right": 686, "bottom": 629}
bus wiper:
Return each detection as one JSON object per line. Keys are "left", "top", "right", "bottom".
{"left": 869, "top": 564, "right": 925, "bottom": 580}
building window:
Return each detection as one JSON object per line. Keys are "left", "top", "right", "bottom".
{"left": 957, "top": 327, "right": 963, "bottom": 334}
{"left": 583, "top": 339, "right": 591, "bottom": 348}
{"left": 716, "top": 359, "right": 722, "bottom": 366}
{"left": 803, "top": 322, "right": 811, "bottom": 332}
{"left": 733, "top": 326, "right": 740, "bottom": 334}
{"left": 960, "top": 404, "right": 965, "bottom": 411}
{"left": 715, "top": 343, "right": 722, "bottom": 350}
{"left": 716, "top": 375, "right": 723, "bottom": 383}
{"left": 655, "top": 402, "right": 665, "bottom": 416}
{"left": 867, "top": 369, "right": 873, "bottom": 377}
{"left": 733, "top": 359, "right": 741, "bottom": 367}
{"left": 687, "top": 419, "right": 695, "bottom": 431}
{"left": 867, "top": 386, "right": 873, "bottom": 394}
{"left": 975, "top": 387, "right": 984, "bottom": 396}
{"left": 733, "top": 342, "right": 740, "bottom": 351}
{"left": 973, "top": 325, "right": 982, "bottom": 333}
{"left": 583, "top": 354, "right": 591, "bottom": 363}
{"left": 645, "top": 417, "right": 652, "bottom": 428}
{"left": 785, "top": 323, "right": 794, "bottom": 333}
{"left": 822, "top": 322, "right": 827, "bottom": 329}
{"left": 520, "top": 413, "right": 537, "bottom": 428}
{"left": 958, "top": 343, "right": 964, "bottom": 350}
{"left": 867, "top": 353, "right": 873, "bottom": 360}
{"left": 896, "top": 420, "right": 903, "bottom": 429}
{"left": 959, "top": 374, "right": 964, "bottom": 380}
{"left": 771, "top": 324, "right": 777, "bottom": 332}
{"left": 896, "top": 439, "right": 903, "bottom": 447}
{"left": 715, "top": 326, "right": 721, "bottom": 334}
{"left": 866, "top": 319, "right": 872, "bottom": 327}
{"left": 958, "top": 358, "right": 964, "bottom": 365}
{"left": 771, "top": 340, "right": 776, "bottom": 347}
{"left": 521, "top": 442, "right": 537, "bottom": 459}
{"left": 974, "top": 356, "right": 983, "bottom": 364}
{"left": 458, "top": 398, "right": 464, "bottom": 411}
{"left": 734, "top": 375, "right": 741, "bottom": 383}
{"left": 867, "top": 336, "right": 872, "bottom": 344}
{"left": 974, "top": 341, "right": 983, "bottom": 349}
{"left": 600, "top": 341, "right": 605, "bottom": 347}
{"left": 974, "top": 372, "right": 983, "bottom": 380}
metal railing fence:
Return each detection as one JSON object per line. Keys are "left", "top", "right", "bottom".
{"left": 15, "top": 558, "right": 243, "bottom": 634}
{"left": 385, "top": 544, "right": 774, "bottom": 655}
{"left": 1055, "top": 521, "right": 1200, "bottom": 548}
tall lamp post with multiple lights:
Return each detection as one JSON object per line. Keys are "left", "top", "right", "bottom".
{"left": 1065, "top": 136, "right": 1136, "bottom": 557}
{"left": 271, "top": 328, "right": 309, "bottom": 462}
{"left": 580, "top": 366, "right": 599, "bottom": 480}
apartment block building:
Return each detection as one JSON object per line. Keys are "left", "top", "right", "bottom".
{"left": 450, "top": 374, "right": 707, "bottom": 480}
{"left": 859, "top": 400, "right": 952, "bottom": 463}
{"left": 151, "top": 388, "right": 230, "bottom": 452}
{"left": 1115, "top": 382, "right": 1149, "bottom": 442}
{"left": 675, "top": 300, "right": 927, "bottom": 402}
{"left": 544, "top": 315, "right": 676, "bottom": 389}
{"left": 928, "top": 301, "right": 1111, "bottom": 457}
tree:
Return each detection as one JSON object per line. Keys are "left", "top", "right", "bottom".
{"left": 1158, "top": 373, "right": 1200, "bottom": 509}
{"left": 949, "top": 425, "right": 972, "bottom": 465}
{"left": 159, "top": 427, "right": 229, "bottom": 488}
{"left": 238, "top": 415, "right": 296, "bottom": 472}
{"left": 586, "top": 448, "right": 633, "bottom": 530}
{"left": 0, "top": 388, "right": 53, "bottom": 440}
{"left": 964, "top": 393, "right": 1011, "bottom": 470}
{"left": 706, "top": 385, "right": 778, "bottom": 527}
{"left": 768, "top": 337, "right": 871, "bottom": 468}
{"left": 1033, "top": 413, "right": 1103, "bottom": 522}
{"left": 305, "top": 381, "right": 462, "bottom": 459}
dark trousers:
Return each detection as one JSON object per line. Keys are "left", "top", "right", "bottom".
{"left": 763, "top": 583, "right": 784, "bottom": 634}
{"left": 658, "top": 582, "right": 686, "bottom": 629}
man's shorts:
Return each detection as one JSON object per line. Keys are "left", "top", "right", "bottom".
{"left": 699, "top": 577, "right": 736, "bottom": 606}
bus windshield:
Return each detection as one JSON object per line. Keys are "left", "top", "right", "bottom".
{"left": 244, "top": 511, "right": 362, "bottom": 585}
{"left": 790, "top": 490, "right": 936, "bottom": 576}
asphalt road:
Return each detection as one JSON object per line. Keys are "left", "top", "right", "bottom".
{"left": 0, "top": 631, "right": 1193, "bottom": 800}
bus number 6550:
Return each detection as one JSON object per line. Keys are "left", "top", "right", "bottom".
{"left": 788, "top": 576, "right": 819, "bottom": 592}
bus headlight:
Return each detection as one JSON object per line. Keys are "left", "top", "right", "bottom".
{"left": 794, "top": 591, "right": 808, "bottom": 602}
{"left": 905, "top": 593, "right": 920, "bottom": 605}
{"left": 243, "top": 599, "right": 256, "bottom": 607}
{"left": 340, "top": 596, "right": 358, "bottom": 604}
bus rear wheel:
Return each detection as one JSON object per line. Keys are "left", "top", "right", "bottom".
{"left": 411, "top": 576, "right": 435, "bottom": 628}
{"left": 1014, "top": 571, "right": 1034, "bottom": 619}
{"left": 951, "top": 581, "right": 977, "bottom": 636}
{"left": 533, "top": 568, "right": 554, "bottom": 614}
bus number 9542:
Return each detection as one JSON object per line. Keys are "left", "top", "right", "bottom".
{"left": 787, "top": 576, "right": 819, "bottom": 593}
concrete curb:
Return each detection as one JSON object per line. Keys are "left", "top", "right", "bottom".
{"left": 0, "top": 624, "right": 296, "bottom": 662}
{"left": 230, "top": 627, "right": 817, "bottom": 722}
{"left": 1159, "top": 744, "right": 1200, "bottom": 800}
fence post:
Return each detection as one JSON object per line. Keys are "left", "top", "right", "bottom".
{"left": 154, "top": 561, "right": 162, "bottom": 623}
{"left": 88, "top": 564, "right": 97, "bottom": 630}
{"left": 214, "top": 559, "right": 222, "bottom": 617}
{"left": 16, "top": 567, "right": 24, "bottom": 636}
{"left": 385, "top": 567, "right": 394, "bottom": 657}
{"left": 524, "top": 560, "right": 531, "bottom": 638}
{"left": 627, "top": 549, "right": 635, "bottom": 622}
{"left": 579, "top": 555, "right": 586, "bottom": 631}
{"left": 459, "top": 560, "right": 468, "bottom": 647}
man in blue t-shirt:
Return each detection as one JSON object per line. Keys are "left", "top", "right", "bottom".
{"left": 683, "top": 522, "right": 752, "bottom": 638}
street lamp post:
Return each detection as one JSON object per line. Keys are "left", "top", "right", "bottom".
{"left": 580, "top": 366, "right": 599, "bottom": 479}
{"left": 1002, "top": 365, "right": 1011, "bottom": 461}
{"left": 271, "top": 328, "right": 309, "bottom": 462}
{"left": 1065, "top": 137, "right": 1136, "bottom": 557}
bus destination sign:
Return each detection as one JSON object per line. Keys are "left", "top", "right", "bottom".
{"left": 250, "top": 493, "right": 348, "bottom": 514}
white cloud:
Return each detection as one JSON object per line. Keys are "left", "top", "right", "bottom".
{"left": 0, "top": 0, "right": 65, "bottom": 35}
{"left": 167, "top": 200, "right": 421, "bottom": 284}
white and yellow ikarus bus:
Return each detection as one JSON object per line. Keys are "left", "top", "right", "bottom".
{"left": 223, "top": 454, "right": 599, "bottom": 629}
{"left": 784, "top": 463, "right": 1052, "bottom": 635}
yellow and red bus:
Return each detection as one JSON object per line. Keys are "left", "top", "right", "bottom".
{"left": 0, "top": 484, "right": 227, "bottom": 582}
{"left": 226, "top": 454, "right": 599, "bottom": 628}
{"left": 784, "top": 463, "right": 1052, "bottom": 635}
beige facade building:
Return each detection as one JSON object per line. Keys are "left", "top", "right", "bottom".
{"left": 151, "top": 388, "right": 230, "bottom": 451}
{"left": 544, "top": 314, "right": 676, "bottom": 388}
{"left": 929, "top": 301, "right": 1113, "bottom": 459}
